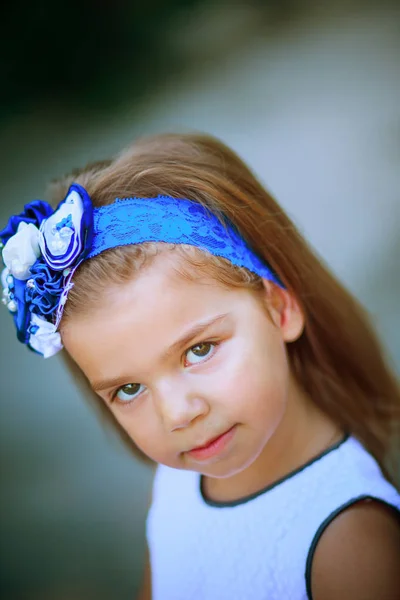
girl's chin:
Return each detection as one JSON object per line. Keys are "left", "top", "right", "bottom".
{"left": 195, "top": 451, "right": 260, "bottom": 479}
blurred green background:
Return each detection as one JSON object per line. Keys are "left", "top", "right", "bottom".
{"left": 1, "top": 0, "right": 399, "bottom": 598}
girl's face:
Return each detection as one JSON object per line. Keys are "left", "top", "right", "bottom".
{"left": 62, "top": 253, "right": 304, "bottom": 479}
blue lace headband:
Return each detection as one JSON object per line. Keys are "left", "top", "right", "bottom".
{"left": 0, "top": 183, "right": 281, "bottom": 358}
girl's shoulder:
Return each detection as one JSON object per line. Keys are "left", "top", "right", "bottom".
{"left": 309, "top": 497, "right": 400, "bottom": 600}
{"left": 304, "top": 435, "right": 400, "bottom": 599}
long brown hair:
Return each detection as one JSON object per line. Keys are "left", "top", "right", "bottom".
{"left": 49, "top": 133, "right": 400, "bottom": 483}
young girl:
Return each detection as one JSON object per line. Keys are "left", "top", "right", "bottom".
{"left": 1, "top": 133, "right": 399, "bottom": 600}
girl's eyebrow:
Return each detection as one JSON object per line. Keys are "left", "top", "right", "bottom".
{"left": 91, "top": 313, "right": 229, "bottom": 393}
{"left": 161, "top": 312, "right": 229, "bottom": 360}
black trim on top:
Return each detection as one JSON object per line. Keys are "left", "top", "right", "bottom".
{"left": 305, "top": 495, "right": 400, "bottom": 600}
{"left": 200, "top": 433, "right": 350, "bottom": 508}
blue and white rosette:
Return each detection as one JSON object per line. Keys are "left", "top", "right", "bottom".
{"left": 39, "top": 187, "right": 93, "bottom": 271}
{"left": 0, "top": 184, "right": 93, "bottom": 358}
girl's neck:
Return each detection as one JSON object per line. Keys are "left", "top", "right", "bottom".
{"left": 203, "top": 376, "right": 344, "bottom": 504}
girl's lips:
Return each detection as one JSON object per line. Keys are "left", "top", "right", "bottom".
{"left": 186, "top": 425, "right": 237, "bottom": 461}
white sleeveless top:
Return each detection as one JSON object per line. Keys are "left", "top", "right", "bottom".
{"left": 146, "top": 436, "right": 400, "bottom": 600}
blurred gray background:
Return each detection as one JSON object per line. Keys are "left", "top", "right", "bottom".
{"left": 1, "top": 1, "right": 399, "bottom": 598}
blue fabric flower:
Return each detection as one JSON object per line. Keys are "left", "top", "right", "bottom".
{"left": 27, "top": 260, "right": 64, "bottom": 316}
{"left": 1, "top": 185, "right": 94, "bottom": 357}
{"left": 0, "top": 201, "right": 53, "bottom": 245}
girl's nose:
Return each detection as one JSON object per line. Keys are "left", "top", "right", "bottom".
{"left": 155, "top": 380, "right": 210, "bottom": 432}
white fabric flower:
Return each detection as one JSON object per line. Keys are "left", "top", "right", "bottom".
{"left": 28, "top": 314, "right": 63, "bottom": 358}
{"left": 2, "top": 222, "right": 41, "bottom": 280}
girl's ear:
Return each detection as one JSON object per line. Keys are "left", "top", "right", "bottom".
{"left": 262, "top": 280, "right": 305, "bottom": 343}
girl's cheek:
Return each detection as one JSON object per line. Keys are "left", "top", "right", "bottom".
{"left": 126, "top": 425, "right": 159, "bottom": 459}
{"left": 110, "top": 404, "right": 152, "bottom": 445}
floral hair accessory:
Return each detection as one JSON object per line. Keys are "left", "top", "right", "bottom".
{"left": 1, "top": 184, "right": 282, "bottom": 359}
{"left": 1, "top": 184, "right": 93, "bottom": 358}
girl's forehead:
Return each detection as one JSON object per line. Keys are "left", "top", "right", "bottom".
{"left": 62, "top": 255, "right": 240, "bottom": 342}
{"left": 107, "top": 252, "right": 226, "bottom": 310}
{"left": 81, "top": 250, "right": 233, "bottom": 317}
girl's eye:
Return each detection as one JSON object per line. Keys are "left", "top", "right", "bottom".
{"left": 115, "top": 383, "right": 145, "bottom": 403}
{"left": 185, "top": 342, "right": 215, "bottom": 366}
